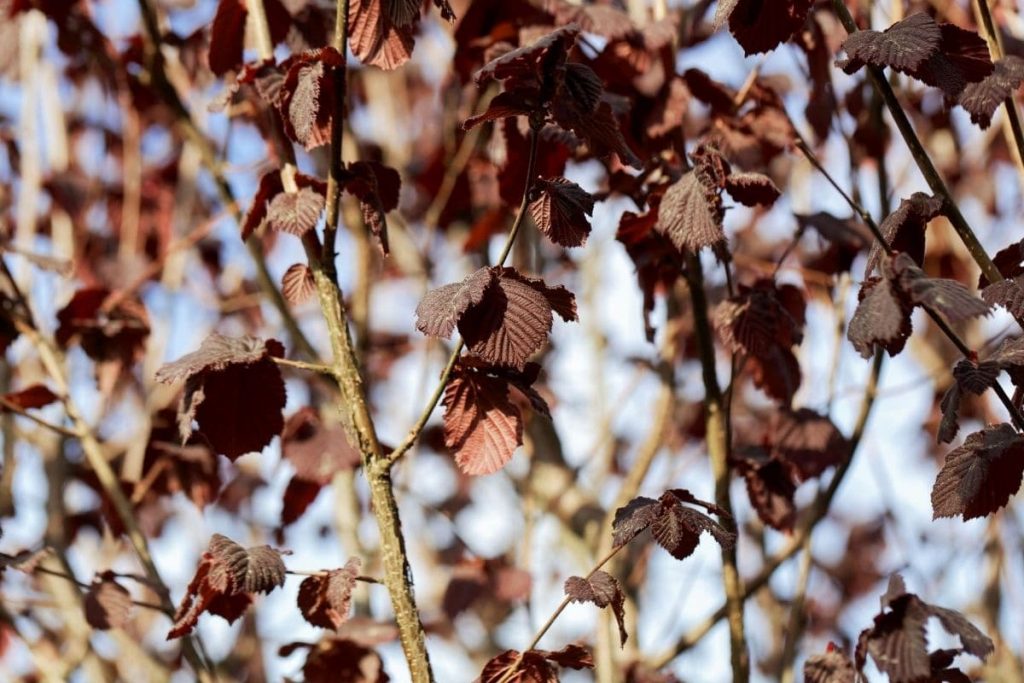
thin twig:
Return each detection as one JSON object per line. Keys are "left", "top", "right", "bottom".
{"left": 651, "top": 350, "right": 885, "bottom": 668}
{"left": 794, "top": 136, "right": 1024, "bottom": 431}
{"left": 497, "top": 543, "right": 627, "bottom": 683}
{"left": 829, "top": 0, "right": 1005, "bottom": 286}
{"left": 684, "top": 251, "right": 748, "bottom": 682}
{"left": 270, "top": 357, "right": 336, "bottom": 375}
{"left": 973, "top": 0, "right": 1024, "bottom": 182}
{"left": 0, "top": 397, "right": 78, "bottom": 438}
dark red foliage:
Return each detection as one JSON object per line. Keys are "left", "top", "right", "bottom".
{"left": 169, "top": 534, "right": 286, "bottom": 638}
{"left": 564, "top": 571, "right": 627, "bottom": 645}
{"left": 480, "top": 644, "right": 593, "bottom": 682}
{"left": 715, "top": 279, "right": 806, "bottom": 403}
{"left": 441, "top": 359, "right": 548, "bottom": 475}
{"left": 55, "top": 288, "right": 150, "bottom": 366}
{"left": 855, "top": 576, "right": 993, "bottom": 682}
{"left": 932, "top": 424, "right": 1024, "bottom": 520}
{"left": 1, "top": 384, "right": 59, "bottom": 411}
{"left": 611, "top": 490, "right": 735, "bottom": 559}
{"left": 416, "top": 266, "right": 576, "bottom": 371}
{"left": 297, "top": 558, "right": 361, "bottom": 630}
{"left": 715, "top": 0, "right": 813, "bottom": 56}
{"left": 280, "top": 637, "right": 390, "bottom": 682}
{"left": 83, "top": 571, "right": 132, "bottom": 630}
{"left": 156, "top": 334, "right": 287, "bottom": 461}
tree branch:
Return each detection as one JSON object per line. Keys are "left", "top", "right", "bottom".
{"left": 684, "top": 251, "right": 748, "bottom": 682}
{"left": 829, "top": 0, "right": 1005, "bottom": 286}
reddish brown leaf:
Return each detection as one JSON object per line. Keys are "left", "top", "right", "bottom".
{"left": 480, "top": 645, "right": 593, "bottom": 683}
{"left": 657, "top": 172, "right": 724, "bottom": 252}
{"left": 83, "top": 572, "right": 132, "bottom": 630}
{"left": 281, "top": 407, "right": 360, "bottom": 484}
{"left": 982, "top": 277, "right": 1024, "bottom": 318}
{"left": 656, "top": 145, "right": 732, "bottom": 252}
{"left": 937, "top": 383, "right": 962, "bottom": 445}
{"left": 959, "top": 56, "right": 1024, "bottom": 128}
{"left": 282, "top": 263, "right": 317, "bottom": 304}
{"left": 283, "top": 638, "right": 389, "bottom": 683}
{"left": 723, "top": 172, "right": 780, "bottom": 207}
{"left": 208, "top": 0, "right": 247, "bottom": 76}
{"left": 418, "top": 267, "right": 575, "bottom": 370}
{"left": 528, "top": 177, "right": 594, "bottom": 248}
{"left": 611, "top": 490, "right": 734, "bottom": 558}
{"left": 564, "top": 571, "right": 627, "bottom": 645}
{"left": 345, "top": 160, "right": 401, "bottom": 253}
{"left": 156, "top": 334, "right": 286, "bottom": 460}
{"left": 804, "top": 646, "right": 856, "bottom": 683}
{"left": 281, "top": 478, "right": 323, "bottom": 526}
{"left": 932, "top": 423, "right": 1024, "bottom": 520}
{"left": 770, "top": 408, "right": 849, "bottom": 480}
{"left": 169, "top": 534, "right": 285, "bottom": 639}
{"left": 267, "top": 188, "right": 325, "bottom": 236}
{"left": 56, "top": 288, "right": 150, "bottom": 366}
{"left": 241, "top": 171, "right": 285, "bottom": 240}
{"left": 952, "top": 359, "right": 1000, "bottom": 395}
{"left": 891, "top": 254, "right": 991, "bottom": 323}
{"left": 1, "top": 384, "right": 58, "bottom": 411}
{"left": 717, "top": 0, "right": 813, "bottom": 56}
{"left": 415, "top": 268, "right": 495, "bottom": 339}
{"left": 733, "top": 449, "right": 797, "bottom": 531}
{"left": 348, "top": 0, "right": 415, "bottom": 71}
{"left": 866, "top": 193, "right": 945, "bottom": 275}
{"left": 464, "top": 90, "right": 541, "bottom": 130}
{"left": 474, "top": 25, "right": 579, "bottom": 85}
{"left": 552, "top": 99, "right": 644, "bottom": 169}
{"left": 297, "top": 558, "right": 361, "bottom": 630}
{"left": 716, "top": 280, "right": 805, "bottom": 402}
{"left": 278, "top": 48, "right": 345, "bottom": 150}
{"left": 442, "top": 363, "right": 522, "bottom": 475}
{"left": 848, "top": 276, "right": 912, "bottom": 359}
{"left": 857, "top": 576, "right": 993, "bottom": 682}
